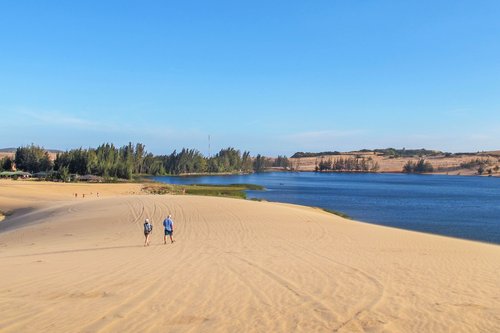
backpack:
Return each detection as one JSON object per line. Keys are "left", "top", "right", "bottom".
{"left": 144, "top": 222, "right": 152, "bottom": 233}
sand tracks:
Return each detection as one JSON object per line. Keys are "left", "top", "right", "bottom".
{"left": 1, "top": 194, "right": 499, "bottom": 332}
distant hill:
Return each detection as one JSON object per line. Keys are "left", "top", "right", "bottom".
{"left": 481, "top": 150, "right": 500, "bottom": 156}
{"left": 291, "top": 151, "right": 342, "bottom": 158}
{"left": 292, "top": 148, "right": 500, "bottom": 159}
{"left": 292, "top": 148, "right": 444, "bottom": 158}
{"left": 372, "top": 148, "right": 443, "bottom": 157}
{"left": 288, "top": 148, "right": 500, "bottom": 176}
{"left": 0, "top": 148, "right": 63, "bottom": 154}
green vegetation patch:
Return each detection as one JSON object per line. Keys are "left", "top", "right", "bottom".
{"left": 142, "top": 183, "right": 264, "bottom": 199}
{"left": 185, "top": 183, "right": 264, "bottom": 198}
{"left": 193, "top": 183, "right": 264, "bottom": 190}
{"left": 142, "top": 184, "right": 183, "bottom": 195}
{"left": 292, "top": 148, "right": 444, "bottom": 159}
{"left": 184, "top": 185, "right": 247, "bottom": 198}
{"left": 292, "top": 151, "right": 342, "bottom": 158}
{"left": 319, "top": 208, "right": 351, "bottom": 219}
{"left": 234, "top": 183, "right": 265, "bottom": 190}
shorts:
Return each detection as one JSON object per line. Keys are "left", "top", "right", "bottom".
{"left": 144, "top": 232, "right": 150, "bottom": 237}
{"left": 164, "top": 229, "right": 173, "bottom": 236}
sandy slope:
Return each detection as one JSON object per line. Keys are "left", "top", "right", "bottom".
{"left": 0, "top": 182, "right": 499, "bottom": 332}
{"left": 290, "top": 153, "right": 500, "bottom": 175}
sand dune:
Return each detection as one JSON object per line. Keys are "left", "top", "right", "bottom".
{"left": 289, "top": 153, "right": 500, "bottom": 176}
{"left": 0, "top": 181, "right": 499, "bottom": 332}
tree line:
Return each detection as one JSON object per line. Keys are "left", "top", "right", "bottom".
{"left": 2, "top": 143, "right": 290, "bottom": 180}
{"left": 315, "top": 157, "right": 379, "bottom": 172}
{"left": 0, "top": 144, "right": 53, "bottom": 173}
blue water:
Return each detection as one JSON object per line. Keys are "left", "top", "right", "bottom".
{"left": 150, "top": 173, "right": 500, "bottom": 244}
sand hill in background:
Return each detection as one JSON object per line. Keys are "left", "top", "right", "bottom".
{"left": 0, "top": 180, "right": 499, "bottom": 332}
{"left": 290, "top": 151, "right": 500, "bottom": 175}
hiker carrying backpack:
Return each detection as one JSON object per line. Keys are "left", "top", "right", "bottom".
{"left": 143, "top": 218, "right": 153, "bottom": 246}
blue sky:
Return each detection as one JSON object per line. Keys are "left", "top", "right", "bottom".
{"left": 1, "top": 1, "right": 499, "bottom": 156}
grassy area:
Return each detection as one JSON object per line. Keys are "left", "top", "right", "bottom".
{"left": 184, "top": 185, "right": 249, "bottom": 198}
{"left": 193, "top": 183, "right": 264, "bottom": 190}
{"left": 142, "top": 183, "right": 264, "bottom": 199}
{"left": 142, "top": 184, "right": 184, "bottom": 195}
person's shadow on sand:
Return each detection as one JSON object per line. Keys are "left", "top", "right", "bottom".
{"left": 4, "top": 244, "right": 146, "bottom": 258}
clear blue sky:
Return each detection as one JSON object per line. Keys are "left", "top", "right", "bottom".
{"left": 1, "top": 1, "right": 499, "bottom": 156}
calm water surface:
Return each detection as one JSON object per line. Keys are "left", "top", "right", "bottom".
{"left": 151, "top": 173, "right": 500, "bottom": 244}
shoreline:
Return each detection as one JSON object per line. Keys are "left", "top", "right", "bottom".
{"left": 150, "top": 169, "right": 499, "bottom": 177}
{"left": 4, "top": 177, "right": 499, "bottom": 245}
{"left": 150, "top": 174, "right": 500, "bottom": 244}
{"left": 266, "top": 201, "right": 500, "bottom": 247}
{"left": 2, "top": 178, "right": 500, "bottom": 246}
{"left": 1, "top": 179, "right": 499, "bottom": 246}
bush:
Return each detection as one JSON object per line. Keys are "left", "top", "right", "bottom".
{"left": 403, "top": 159, "right": 433, "bottom": 173}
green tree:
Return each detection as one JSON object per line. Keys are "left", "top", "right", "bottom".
{"left": 241, "top": 151, "right": 253, "bottom": 172}
{"left": 15, "top": 144, "right": 53, "bottom": 172}
{"left": 403, "top": 159, "right": 433, "bottom": 173}
{"left": 403, "top": 160, "right": 415, "bottom": 173}
{"left": 253, "top": 154, "right": 267, "bottom": 172}
{"left": 1, "top": 157, "right": 14, "bottom": 171}
{"left": 273, "top": 155, "right": 290, "bottom": 168}
{"left": 59, "top": 166, "right": 70, "bottom": 182}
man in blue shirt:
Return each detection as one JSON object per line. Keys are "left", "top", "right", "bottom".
{"left": 163, "top": 214, "right": 175, "bottom": 244}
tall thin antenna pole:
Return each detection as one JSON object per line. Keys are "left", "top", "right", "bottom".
{"left": 208, "top": 135, "right": 211, "bottom": 157}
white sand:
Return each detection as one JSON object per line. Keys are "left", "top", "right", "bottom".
{"left": 0, "top": 181, "right": 499, "bottom": 332}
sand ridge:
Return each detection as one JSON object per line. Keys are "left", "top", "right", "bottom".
{"left": 0, "top": 181, "right": 499, "bottom": 332}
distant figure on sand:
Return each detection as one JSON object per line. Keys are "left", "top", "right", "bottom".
{"left": 143, "top": 218, "right": 153, "bottom": 246}
{"left": 163, "top": 215, "right": 175, "bottom": 244}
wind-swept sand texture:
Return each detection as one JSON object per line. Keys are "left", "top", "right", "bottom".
{"left": 0, "top": 181, "right": 499, "bottom": 332}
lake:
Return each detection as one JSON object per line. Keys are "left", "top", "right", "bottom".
{"left": 150, "top": 172, "right": 500, "bottom": 244}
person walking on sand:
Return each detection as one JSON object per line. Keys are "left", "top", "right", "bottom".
{"left": 143, "top": 218, "right": 153, "bottom": 246}
{"left": 163, "top": 215, "right": 175, "bottom": 244}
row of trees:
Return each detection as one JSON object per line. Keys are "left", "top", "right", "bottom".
{"left": 159, "top": 148, "right": 254, "bottom": 174}
{"left": 273, "top": 155, "right": 290, "bottom": 168}
{"left": 315, "top": 157, "right": 379, "bottom": 172}
{"left": 6, "top": 143, "right": 290, "bottom": 180}
{"left": 54, "top": 143, "right": 154, "bottom": 179}
{"left": 459, "top": 158, "right": 493, "bottom": 169}
{"left": 0, "top": 145, "right": 53, "bottom": 173}
{"left": 459, "top": 158, "right": 496, "bottom": 175}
